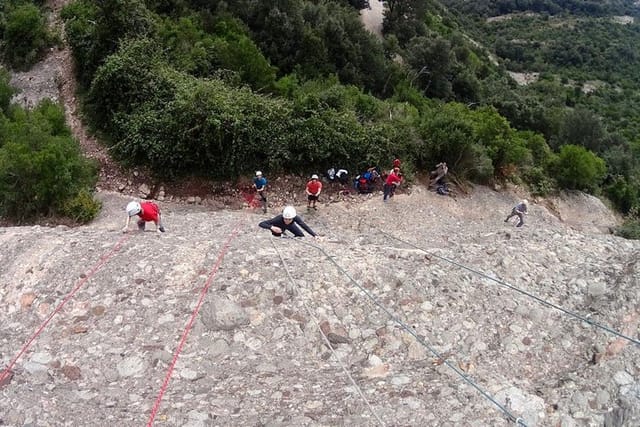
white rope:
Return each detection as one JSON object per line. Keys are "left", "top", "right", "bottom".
{"left": 270, "top": 236, "right": 385, "bottom": 427}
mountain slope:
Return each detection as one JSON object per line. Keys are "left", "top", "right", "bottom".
{"left": 1, "top": 187, "right": 638, "bottom": 426}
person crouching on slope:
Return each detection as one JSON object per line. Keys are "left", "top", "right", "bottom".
{"left": 259, "top": 206, "right": 318, "bottom": 238}
{"left": 123, "top": 201, "right": 166, "bottom": 234}
{"left": 505, "top": 199, "right": 528, "bottom": 228}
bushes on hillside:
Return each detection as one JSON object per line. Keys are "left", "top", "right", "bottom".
{"left": 0, "top": 2, "right": 51, "bottom": 70}
{"left": 109, "top": 72, "right": 293, "bottom": 178}
{"left": 417, "top": 103, "right": 541, "bottom": 182}
{"left": 0, "top": 100, "right": 100, "bottom": 223}
{"left": 614, "top": 206, "right": 640, "bottom": 240}
{"left": 551, "top": 144, "right": 607, "bottom": 193}
{"left": 62, "top": 0, "right": 156, "bottom": 87}
{"left": 0, "top": 68, "right": 15, "bottom": 114}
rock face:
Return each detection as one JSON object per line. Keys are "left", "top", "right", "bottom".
{"left": 0, "top": 186, "right": 639, "bottom": 427}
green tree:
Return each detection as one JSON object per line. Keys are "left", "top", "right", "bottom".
{"left": 556, "top": 108, "right": 607, "bottom": 153}
{"left": 1, "top": 3, "right": 49, "bottom": 70}
{"left": 62, "top": 0, "right": 156, "bottom": 87}
{"left": 552, "top": 144, "right": 606, "bottom": 192}
{"left": 0, "top": 67, "right": 15, "bottom": 114}
{"left": 0, "top": 101, "right": 99, "bottom": 222}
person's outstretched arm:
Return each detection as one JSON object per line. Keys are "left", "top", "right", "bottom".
{"left": 259, "top": 218, "right": 275, "bottom": 230}
{"left": 294, "top": 217, "right": 317, "bottom": 237}
{"left": 122, "top": 216, "right": 131, "bottom": 233}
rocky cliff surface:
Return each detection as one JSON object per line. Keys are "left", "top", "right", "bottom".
{"left": 1, "top": 186, "right": 638, "bottom": 427}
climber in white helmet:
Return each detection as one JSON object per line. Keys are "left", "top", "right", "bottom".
{"left": 123, "top": 200, "right": 165, "bottom": 234}
{"left": 258, "top": 205, "right": 317, "bottom": 238}
{"left": 504, "top": 199, "right": 529, "bottom": 228}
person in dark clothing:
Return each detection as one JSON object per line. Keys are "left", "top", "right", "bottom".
{"left": 259, "top": 206, "right": 318, "bottom": 238}
{"left": 430, "top": 162, "right": 448, "bottom": 188}
{"left": 253, "top": 171, "right": 268, "bottom": 213}
{"left": 505, "top": 199, "right": 529, "bottom": 227}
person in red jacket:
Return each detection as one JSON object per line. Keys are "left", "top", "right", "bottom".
{"left": 305, "top": 174, "right": 323, "bottom": 210}
{"left": 383, "top": 167, "right": 402, "bottom": 202}
{"left": 122, "top": 201, "right": 165, "bottom": 233}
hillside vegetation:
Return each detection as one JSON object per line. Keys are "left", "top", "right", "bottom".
{"left": 0, "top": 0, "right": 638, "bottom": 236}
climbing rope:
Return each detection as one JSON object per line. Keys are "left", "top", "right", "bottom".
{"left": 270, "top": 236, "right": 385, "bottom": 426}
{"left": 375, "top": 228, "right": 640, "bottom": 347}
{"left": 290, "top": 237, "right": 527, "bottom": 426}
{"left": 0, "top": 233, "right": 131, "bottom": 384}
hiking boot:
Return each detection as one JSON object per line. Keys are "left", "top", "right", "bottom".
{"left": 516, "top": 222, "right": 523, "bottom": 228}
{"left": 159, "top": 226, "right": 166, "bottom": 233}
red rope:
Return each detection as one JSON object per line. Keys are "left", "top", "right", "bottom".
{"left": 239, "top": 185, "right": 261, "bottom": 209}
{"left": 0, "top": 234, "right": 130, "bottom": 384}
{"left": 146, "top": 220, "right": 243, "bottom": 426}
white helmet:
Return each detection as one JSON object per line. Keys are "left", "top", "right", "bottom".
{"left": 255, "top": 171, "right": 262, "bottom": 176}
{"left": 126, "top": 201, "right": 141, "bottom": 217}
{"left": 283, "top": 206, "right": 297, "bottom": 219}
{"left": 311, "top": 174, "right": 319, "bottom": 179}
{"left": 522, "top": 199, "right": 529, "bottom": 206}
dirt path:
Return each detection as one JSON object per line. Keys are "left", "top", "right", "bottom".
{"left": 9, "top": 0, "right": 133, "bottom": 193}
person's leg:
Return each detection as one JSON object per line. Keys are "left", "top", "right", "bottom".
{"left": 157, "top": 214, "right": 166, "bottom": 232}
{"left": 505, "top": 208, "right": 516, "bottom": 222}
{"left": 516, "top": 212, "right": 524, "bottom": 227}
{"left": 261, "top": 193, "right": 267, "bottom": 213}
{"left": 137, "top": 219, "right": 145, "bottom": 231}
{"left": 383, "top": 184, "right": 390, "bottom": 201}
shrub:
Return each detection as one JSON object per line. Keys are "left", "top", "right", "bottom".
{"left": 523, "top": 166, "right": 556, "bottom": 196}
{"left": 60, "top": 0, "right": 99, "bottom": 86}
{"left": 60, "top": 189, "right": 102, "bottom": 223}
{"left": 615, "top": 210, "right": 640, "bottom": 240}
{"left": 87, "top": 38, "right": 176, "bottom": 131}
{"left": 62, "top": 0, "right": 156, "bottom": 87}
{"left": 604, "top": 175, "right": 638, "bottom": 214}
{"left": 552, "top": 144, "right": 606, "bottom": 193}
{"left": 0, "top": 102, "right": 98, "bottom": 223}
{"left": 0, "top": 67, "right": 15, "bottom": 114}
{"left": 110, "top": 74, "right": 293, "bottom": 178}
{"left": 1, "top": 3, "right": 50, "bottom": 70}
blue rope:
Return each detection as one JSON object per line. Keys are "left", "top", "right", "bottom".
{"left": 292, "top": 237, "right": 527, "bottom": 426}
{"left": 376, "top": 229, "right": 640, "bottom": 347}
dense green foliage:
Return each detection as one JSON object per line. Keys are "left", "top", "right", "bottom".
{"left": 0, "top": 0, "right": 52, "bottom": 70}
{"left": 441, "top": 0, "right": 639, "bottom": 18}
{"left": 1, "top": 0, "right": 635, "bottom": 233}
{"left": 440, "top": 0, "right": 640, "bottom": 223}
{"left": 0, "top": 0, "right": 635, "bottom": 236}
{"left": 615, "top": 217, "right": 640, "bottom": 239}
{"left": 0, "top": 72, "right": 99, "bottom": 223}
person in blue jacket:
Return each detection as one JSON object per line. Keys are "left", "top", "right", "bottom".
{"left": 259, "top": 206, "right": 318, "bottom": 238}
{"left": 253, "top": 171, "right": 268, "bottom": 213}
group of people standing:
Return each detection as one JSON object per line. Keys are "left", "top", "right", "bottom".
{"left": 120, "top": 159, "right": 531, "bottom": 237}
